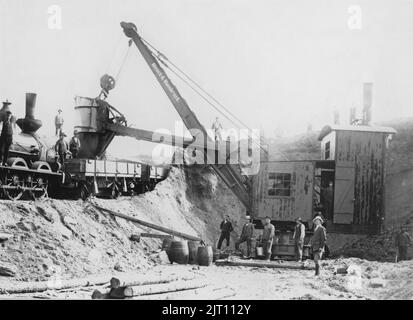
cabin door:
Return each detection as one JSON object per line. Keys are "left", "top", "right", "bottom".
{"left": 333, "top": 164, "right": 355, "bottom": 224}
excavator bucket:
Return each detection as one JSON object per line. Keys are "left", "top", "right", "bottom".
{"left": 74, "top": 96, "right": 116, "bottom": 159}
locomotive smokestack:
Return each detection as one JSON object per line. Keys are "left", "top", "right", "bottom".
{"left": 25, "top": 92, "right": 37, "bottom": 119}
{"left": 16, "top": 93, "right": 42, "bottom": 133}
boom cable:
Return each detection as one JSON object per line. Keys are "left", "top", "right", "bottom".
{"left": 140, "top": 37, "right": 290, "bottom": 160}
{"left": 140, "top": 38, "right": 269, "bottom": 156}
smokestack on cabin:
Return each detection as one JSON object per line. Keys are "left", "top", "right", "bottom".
{"left": 333, "top": 109, "right": 340, "bottom": 125}
{"left": 16, "top": 93, "right": 43, "bottom": 133}
{"left": 349, "top": 107, "right": 357, "bottom": 125}
{"left": 362, "top": 82, "right": 373, "bottom": 125}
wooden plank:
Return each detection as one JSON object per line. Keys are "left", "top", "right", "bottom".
{"left": 134, "top": 286, "right": 235, "bottom": 300}
{"left": 92, "top": 204, "right": 202, "bottom": 242}
{"left": 215, "top": 259, "right": 314, "bottom": 270}
{"left": 139, "top": 233, "right": 173, "bottom": 240}
{"left": 128, "top": 279, "right": 209, "bottom": 297}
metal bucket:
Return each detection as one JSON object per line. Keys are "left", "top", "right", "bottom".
{"left": 256, "top": 246, "right": 264, "bottom": 256}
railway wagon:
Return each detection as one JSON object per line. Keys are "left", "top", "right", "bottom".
{"left": 61, "top": 158, "right": 168, "bottom": 199}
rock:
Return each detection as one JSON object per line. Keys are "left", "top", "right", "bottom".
{"left": 114, "top": 262, "right": 124, "bottom": 272}
{"left": 129, "top": 234, "right": 141, "bottom": 242}
{"left": 91, "top": 289, "right": 109, "bottom": 299}
{"left": 334, "top": 266, "right": 348, "bottom": 275}
{"left": 16, "top": 221, "right": 30, "bottom": 232}
{"left": 0, "top": 233, "right": 13, "bottom": 241}
{"left": 36, "top": 206, "right": 54, "bottom": 223}
{"left": 0, "top": 262, "right": 17, "bottom": 277}
{"left": 369, "top": 279, "right": 387, "bottom": 288}
{"left": 106, "top": 248, "right": 115, "bottom": 257}
{"left": 149, "top": 250, "right": 170, "bottom": 264}
{"left": 62, "top": 216, "right": 77, "bottom": 228}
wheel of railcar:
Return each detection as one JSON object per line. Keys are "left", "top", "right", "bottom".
{"left": 80, "top": 182, "right": 91, "bottom": 201}
{"left": 111, "top": 182, "right": 120, "bottom": 199}
{"left": 33, "top": 177, "right": 48, "bottom": 199}
{"left": 25, "top": 175, "right": 35, "bottom": 200}
{"left": 4, "top": 175, "right": 24, "bottom": 201}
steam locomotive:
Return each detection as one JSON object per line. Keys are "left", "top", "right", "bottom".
{"left": 0, "top": 93, "right": 167, "bottom": 200}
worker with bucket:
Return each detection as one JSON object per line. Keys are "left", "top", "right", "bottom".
{"left": 261, "top": 217, "right": 275, "bottom": 261}
{"left": 235, "top": 216, "right": 255, "bottom": 258}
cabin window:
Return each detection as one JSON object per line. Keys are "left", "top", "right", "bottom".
{"left": 325, "top": 141, "right": 331, "bottom": 160}
{"left": 268, "top": 172, "right": 291, "bottom": 197}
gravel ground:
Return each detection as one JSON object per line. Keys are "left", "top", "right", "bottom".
{"left": 1, "top": 257, "right": 412, "bottom": 300}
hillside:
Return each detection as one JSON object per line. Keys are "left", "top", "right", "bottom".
{"left": 0, "top": 167, "right": 243, "bottom": 281}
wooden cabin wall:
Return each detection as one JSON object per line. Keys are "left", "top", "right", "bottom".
{"left": 335, "top": 131, "right": 385, "bottom": 226}
{"left": 320, "top": 131, "right": 336, "bottom": 160}
{"left": 252, "top": 161, "right": 314, "bottom": 222}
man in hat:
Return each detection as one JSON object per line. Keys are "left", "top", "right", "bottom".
{"left": 310, "top": 216, "right": 327, "bottom": 276}
{"left": 262, "top": 216, "right": 275, "bottom": 261}
{"left": 235, "top": 216, "right": 255, "bottom": 258}
{"left": 55, "top": 132, "right": 69, "bottom": 165}
{"left": 211, "top": 116, "right": 223, "bottom": 142}
{"left": 69, "top": 130, "right": 81, "bottom": 159}
{"left": 0, "top": 100, "right": 12, "bottom": 122}
{"left": 293, "top": 217, "right": 306, "bottom": 262}
{"left": 217, "top": 215, "right": 234, "bottom": 250}
{"left": 0, "top": 110, "right": 15, "bottom": 166}
{"left": 55, "top": 109, "right": 64, "bottom": 136}
{"left": 395, "top": 225, "right": 411, "bottom": 262}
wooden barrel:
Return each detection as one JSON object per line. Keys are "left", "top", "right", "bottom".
{"left": 168, "top": 240, "right": 189, "bottom": 264}
{"left": 162, "top": 238, "right": 173, "bottom": 251}
{"left": 197, "top": 246, "right": 213, "bottom": 266}
{"left": 188, "top": 241, "right": 201, "bottom": 264}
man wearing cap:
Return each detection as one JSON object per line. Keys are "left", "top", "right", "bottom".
{"left": 69, "top": 130, "right": 81, "bottom": 159}
{"left": 217, "top": 215, "right": 234, "bottom": 250}
{"left": 262, "top": 216, "right": 275, "bottom": 261}
{"left": 55, "top": 109, "right": 64, "bottom": 136}
{"left": 55, "top": 132, "right": 69, "bottom": 165}
{"left": 395, "top": 225, "right": 411, "bottom": 262}
{"left": 235, "top": 216, "right": 255, "bottom": 258}
{"left": 293, "top": 217, "right": 306, "bottom": 262}
{"left": 310, "top": 216, "right": 327, "bottom": 276}
{"left": 0, "top": 109, "right": 15, "bottom": 166}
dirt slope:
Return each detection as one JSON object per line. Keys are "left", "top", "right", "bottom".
{"left": 0, "top": 166, "right": 243, "bottom": 281}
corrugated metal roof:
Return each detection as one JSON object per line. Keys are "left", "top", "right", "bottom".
{"left": 318, "top": 124, "right": 397, "bottom": 141}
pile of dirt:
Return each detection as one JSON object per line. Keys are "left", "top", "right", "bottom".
{"left": 333, "top": 221, "right": 413, "bottom": 262}
{"left": 0, "top": 166, "right": 244, "bottom": 282}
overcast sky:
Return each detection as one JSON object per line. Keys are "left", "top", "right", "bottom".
{"left": 1, "top": 0, "right": 413, "bottom": 158}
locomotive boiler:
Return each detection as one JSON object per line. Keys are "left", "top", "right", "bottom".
{"left": 0, "top": 93, "right": 61, "bottom": 200}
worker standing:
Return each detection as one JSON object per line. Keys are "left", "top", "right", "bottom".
{"left": 235, "top": 216, "right": 255, "bottom": 258}
{"left": 55, "top": 109, "right": 64, "bottom": 136}
{"left": 55, "top": 132, "right": 69, "bottom": 165}
{"left": 211, "top": 116, "right": 223, "bottom": 141}
{"left": 0, "top": 111, "right": 15, "bottom": 166}
{"left": 321, "top": 181, "right": 334, "bottom": 220}
{"left": 69, "top": 130, "right": 81, "bottom": 159}
{"left": 310, "top": 216, "right": 327, "bottom": 276}
{"left": 262, "top": 216, "right": 275, "bottom": 261}
{"left": 217, "top": 215, "right": 234, "bottom": 250}
{"left": 395, "top": 225, "right": 412, "bottom": 262}
{"left": 293, "top": 217, "right": 306, "bottom": 262}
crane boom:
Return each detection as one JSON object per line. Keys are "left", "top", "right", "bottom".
{"left": 120, "top": 22, "right": 251, "bottom": 211}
